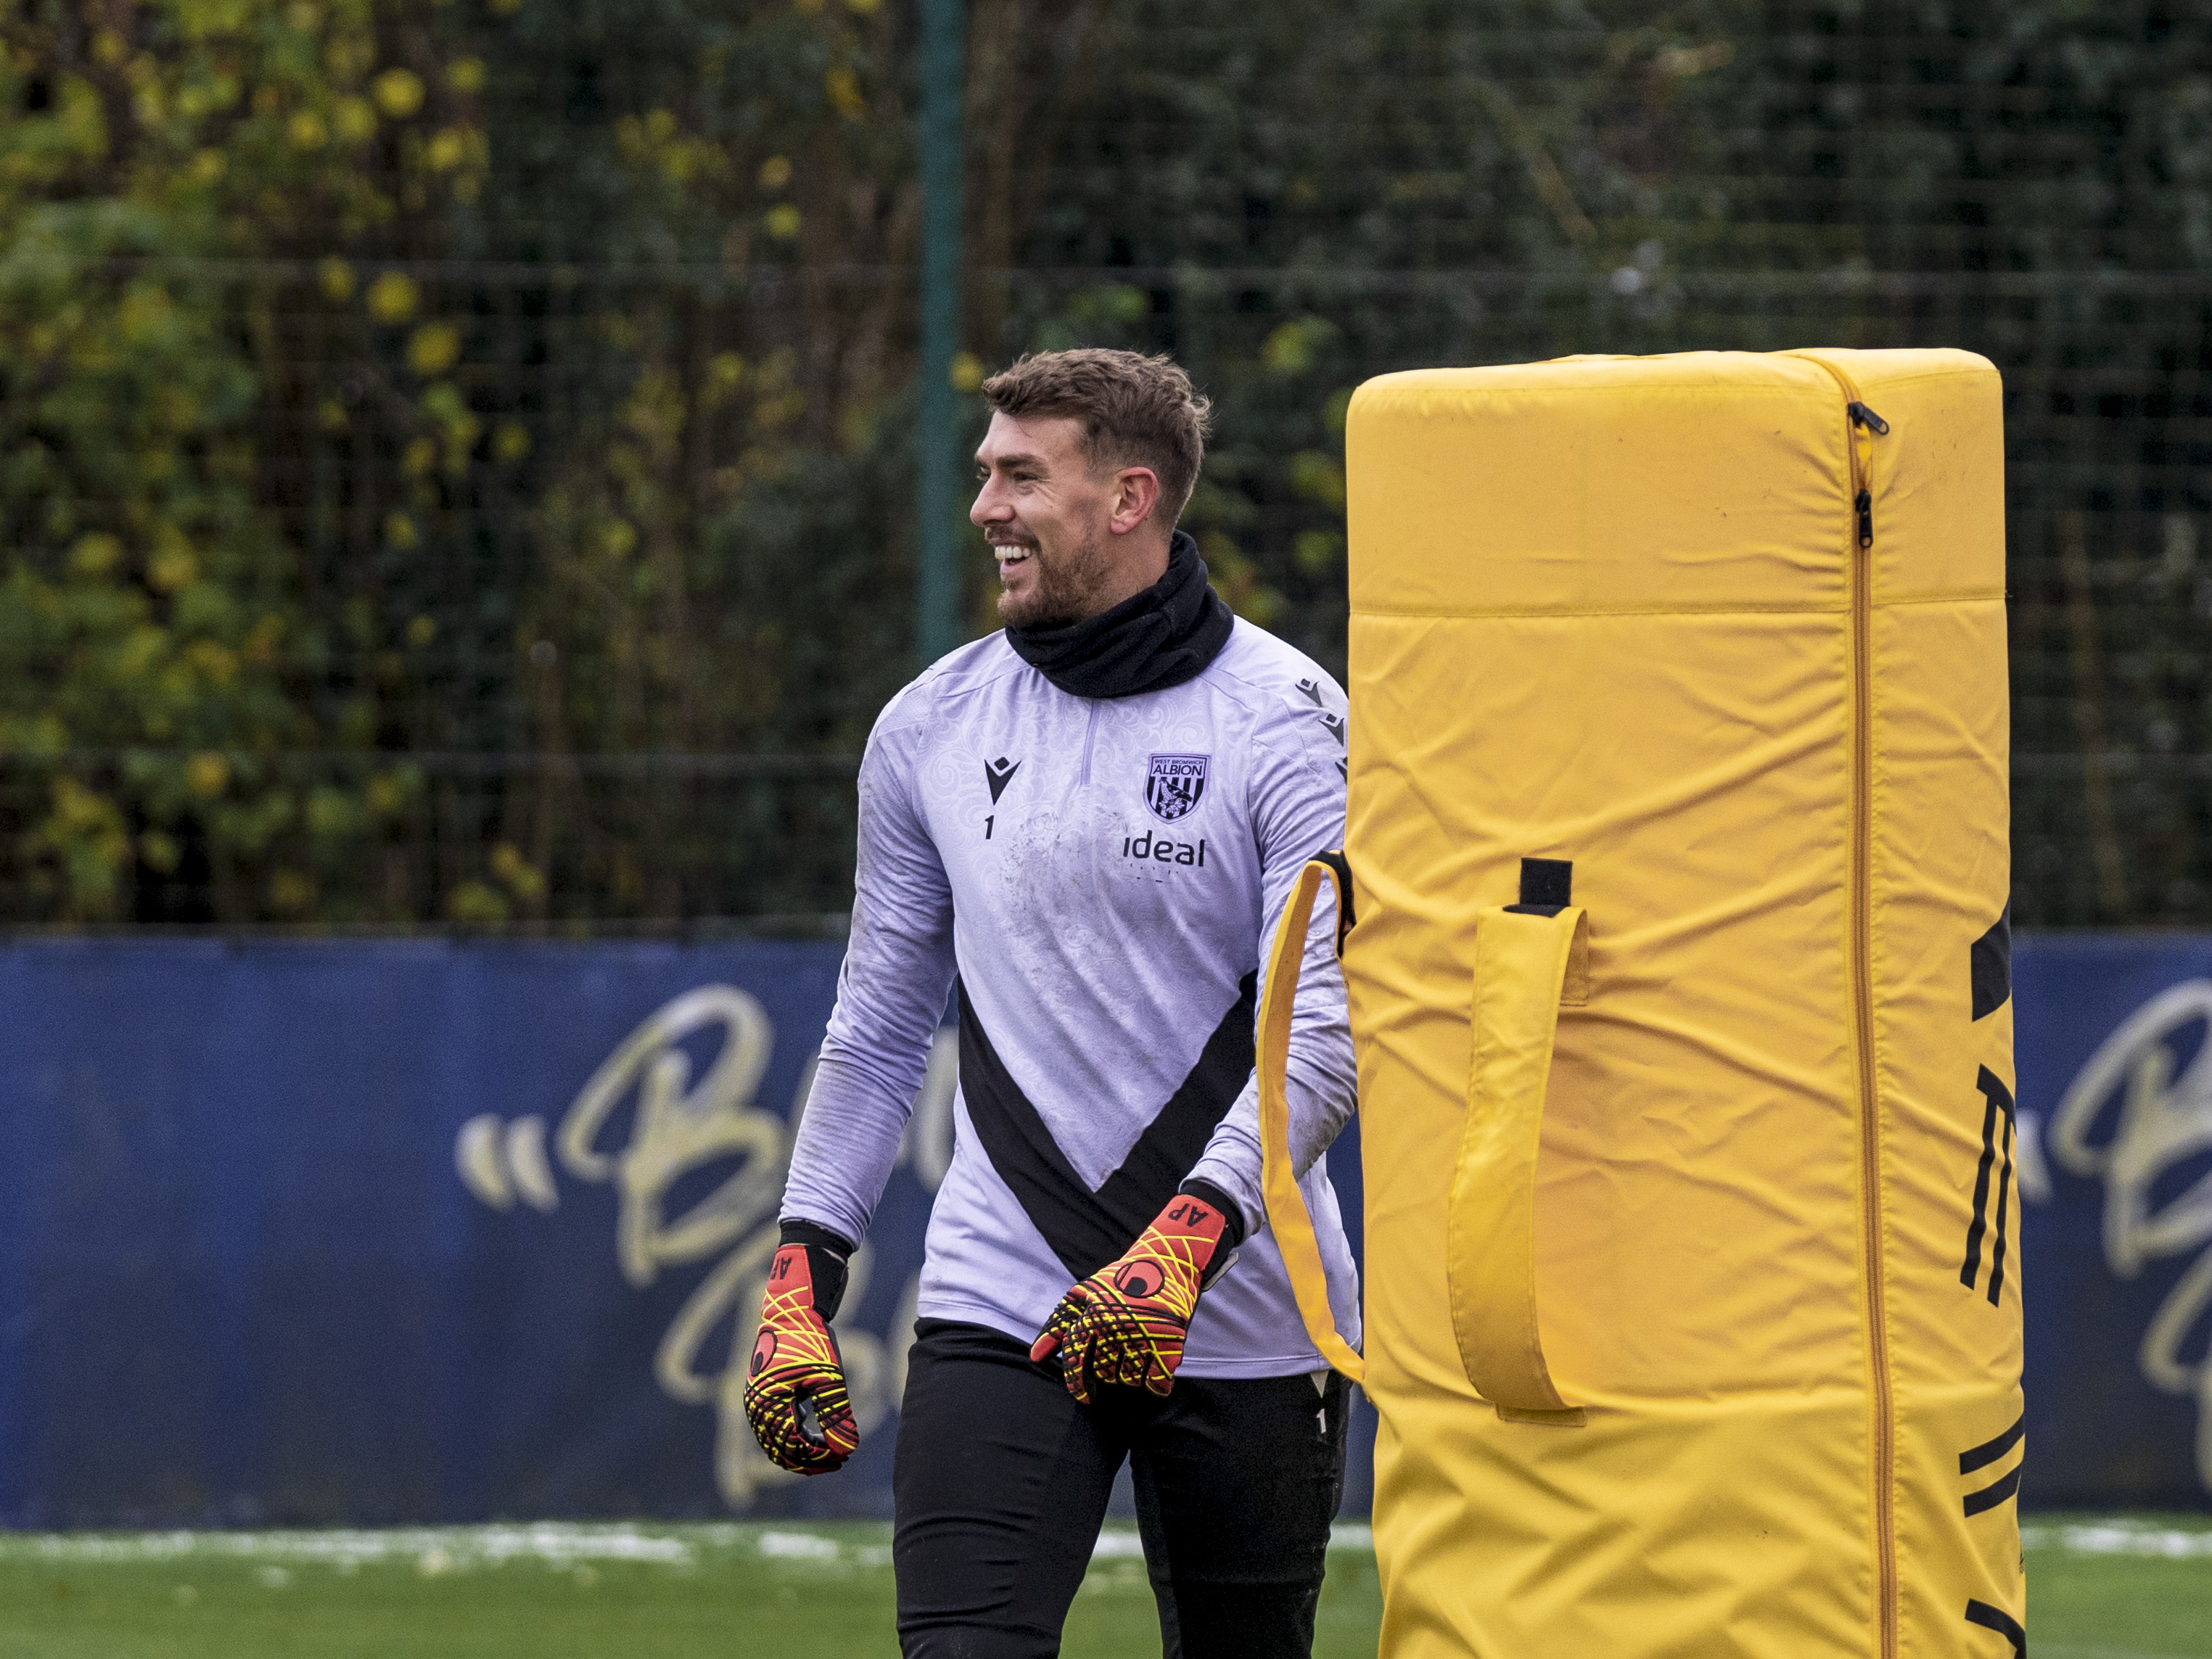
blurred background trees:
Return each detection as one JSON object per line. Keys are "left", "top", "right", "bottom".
{"left": 1, "top": 1, "right": 2205, "bottom": 928}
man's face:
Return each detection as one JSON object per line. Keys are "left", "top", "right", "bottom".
{"left": 970, "top": 411, "right": 1125, "bottom": 629}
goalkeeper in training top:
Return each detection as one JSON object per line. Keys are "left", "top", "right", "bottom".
{"left": 745, "top": 347, "right": 1360, "bottom": 1659}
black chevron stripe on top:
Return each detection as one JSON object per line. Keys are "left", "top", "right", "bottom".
{"left": 956, "top": 973, "right": 1259, "bottom": 1280}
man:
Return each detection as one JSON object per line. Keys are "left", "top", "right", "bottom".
{"left": 746, "top": 348, "right": 1360, "bottom": 1658}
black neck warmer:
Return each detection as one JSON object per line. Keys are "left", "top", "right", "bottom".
{"left": 1005, "top": 530, "right": 1235, "bottom": 699}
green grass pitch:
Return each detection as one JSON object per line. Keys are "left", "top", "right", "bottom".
{"left": 0, "top": 1515, "right": 2203, "bottom": 1657}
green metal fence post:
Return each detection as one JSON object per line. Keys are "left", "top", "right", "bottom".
{"left": 916, "top": 0, "right": 964, "bottom": 669}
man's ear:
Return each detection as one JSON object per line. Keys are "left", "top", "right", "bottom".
{"left": 1107, "top": 466, "right": 1161, "bottom": 536}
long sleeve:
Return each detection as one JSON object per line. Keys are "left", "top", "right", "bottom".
{"left": 780, "top": 715, "right": 958, "bottom": 1248}
{"left": 1185, "top": 726, "right": 1356, "bottom": 1235}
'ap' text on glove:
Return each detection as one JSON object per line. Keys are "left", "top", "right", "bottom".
{"left": 1029, "top": 1190, "right": 1234, "bottom": 1403}
{"left": 744, "top": 1227, "right": 861, "bottom": 1475}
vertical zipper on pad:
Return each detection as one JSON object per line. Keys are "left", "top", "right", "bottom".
{"left": 1849, "top": 400, "right": 1888, "bottom": 550}
{"left": 1808, "top": 359, "right": 1896, "bottom": 1659}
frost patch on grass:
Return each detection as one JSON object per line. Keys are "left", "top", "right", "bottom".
{"left": 755, "top": 1531, "right": 840, "bottom": 1562}
{"left": 1085, "top": 1521, "right": 1370, "bottom": 1562}
{"left": 2023, "top": 1518, "right": 2212, "bottom": 1559}
{"left": 0, "top": 1523, "right": 694, "bottom": 1570}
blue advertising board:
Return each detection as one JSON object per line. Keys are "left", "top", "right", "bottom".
{"left": 0, "top": 932, "right": 2203, "bottom": 1527}
{"left": 2015, "top": 937, "right": 2212, "bottom": 1508}
{"left": 0, "top": 939, "right": 860, "bottom": 1526}
{"left": 0, "top": 936, "right": 1356, "bottom": 1528}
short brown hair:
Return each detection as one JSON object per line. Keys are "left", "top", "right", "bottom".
{"left": 979, "top": 349, "right": 1212, "bottom": 526}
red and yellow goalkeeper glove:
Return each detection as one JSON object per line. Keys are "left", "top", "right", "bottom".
{"left": 1029, "top": 1188, "right": 1238, "bottom": 1403}
{"left": 744, "top": 1224, "right": 861, "bottom": 1475}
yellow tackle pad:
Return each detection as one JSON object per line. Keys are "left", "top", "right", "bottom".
{"left": 1262, "top": 350, "right": 2021, "bottom": 1658}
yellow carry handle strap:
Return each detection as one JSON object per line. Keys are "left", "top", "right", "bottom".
{"left": 1257, "top": 855, "right": 1366, "bottom": 1383}
{"left": 1448, "top": 905, "right": 1591, "bottom": 1426}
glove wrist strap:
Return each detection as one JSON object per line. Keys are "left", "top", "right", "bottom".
{"left": 1175, "top": 1179, "right": 1246, "bottom": 1251}
{"left": 778, "top": 1218, "right": 854, "bottom": 1319}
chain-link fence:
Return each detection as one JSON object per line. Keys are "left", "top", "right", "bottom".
{"left": 4, "top": 4, "right": 2205, "bottom": 929}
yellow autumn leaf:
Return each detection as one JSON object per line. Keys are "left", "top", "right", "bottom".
{"left": 333, "top": 96, "right": 376, "bottom": 142}
{"left": 186, "top": 752, "right": 231, "bottom": 799}
{"left": 70, "top": 533, "right": 121, "bottom": 575}
{"left": 824, "top": 65, "right": 864, "bottom": 120}
{"left": 366, "top": 271, "right": 419, "bottom": 322}
{"left": 408, "top": 321, "right": 461, "bottom": 376}
{"left": 269, "top": 869, "right": 316, "bottom": 913}
{"left": 371, "top": 67, "right": 425, "bottom": 118}
{"left": 149, "top": 548, "right": 200, "bottom": 590}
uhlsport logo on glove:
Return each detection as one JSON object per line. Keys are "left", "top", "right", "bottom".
{"left": 1111, "top": 1261, "right": 1164, "bottom": 1298}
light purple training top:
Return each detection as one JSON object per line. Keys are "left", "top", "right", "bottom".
{"left": 781, "top": 619, "right": 1360, "bottom": 1378}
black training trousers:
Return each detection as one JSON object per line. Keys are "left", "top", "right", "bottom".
{"left": 892, "top": 1319, "right": 1349, "bottom": 1659}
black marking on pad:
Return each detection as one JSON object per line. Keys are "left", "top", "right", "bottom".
{"left": 1964, "top": 1600, "right": 2024, "bottom": 1655}
{"left": 1958, "top": 1412, "right": 2025, "bottom": 1475}
{"left": 1972, "top": 905, "right": 2012, "bottom": 1021}
{"left": 1506, "top": 857, "right": 1573, "bottom": 916}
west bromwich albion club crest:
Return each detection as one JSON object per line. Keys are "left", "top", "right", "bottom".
{"left": 1145, "top": 754, "right": 1209, "bottom": 823}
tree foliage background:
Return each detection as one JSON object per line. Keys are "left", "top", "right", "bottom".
{"left": 0, "top": 0, "right": 2205, "bottom": 928}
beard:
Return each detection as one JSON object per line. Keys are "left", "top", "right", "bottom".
{"left": 995, "top": 526, "right": 1118, "bottom": 629}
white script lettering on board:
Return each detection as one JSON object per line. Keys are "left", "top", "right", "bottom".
{"left": 2047, "top": 979, "right": 2212, "bottom": 1491}
{"left": 455, "top": 984, "right": 959, "bottom": 1507}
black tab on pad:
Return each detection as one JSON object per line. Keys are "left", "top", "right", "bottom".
{"left": 1970, "top": 903, "right": 2012, "bottom": 1021}
{"left": 1505, "top": 857, "right": 1573, "bottom": 916}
